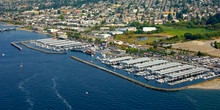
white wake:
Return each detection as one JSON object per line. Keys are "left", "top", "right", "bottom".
{"left": 18, "top": 73, "right": 37, "bottom": 110}
{"left": 52, "top": 78, "right": 72, "bottom": 110}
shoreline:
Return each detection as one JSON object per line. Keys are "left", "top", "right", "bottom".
{"left": 2, "top": 23, "right": 220, "bottom": 91}
{"left": 188, "top": 77, "right": 220, "bottom": 90}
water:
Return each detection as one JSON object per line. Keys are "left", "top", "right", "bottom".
{"left": 134, "top": 37, "right": 149, "bottom": 42}
{"left": 0, "top": 29, "right": 220, "bottom": 110}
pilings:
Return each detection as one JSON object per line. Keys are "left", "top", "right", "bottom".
{"left": 70, "top": 56, "right": 188, "bottom": 92}
{"left": 11, "top": 42, "right": 22, "bottom": 50}
{"left": 21, "top": 41, "right": 66, "bottom": 54}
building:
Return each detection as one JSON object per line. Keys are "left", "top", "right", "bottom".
{"left": 98, "top": 34, "right": 111, "bottom": 38}
{"left": 47, "top": 29, "right": 59, "bottom": 34}
{"left": 143, "top": 27, "right": 157, "bottom": 32}
{"left": 108, "top": 31, "right": 123, "bottom": 35}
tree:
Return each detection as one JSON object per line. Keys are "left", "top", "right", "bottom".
{"left": 197, "top": 51, "right": 206, "bottom": 56}
{"left": 168, "top": 13, "right": 172, "bottom": 21}
{"left": 57, "top": 10, "right": 61, "bottom": 14}
{"left": 153, "top": 44, "right": 158, "bottom": 49}
{"left": 214, "top": 41, "right": 219, "bottom": 49}
{"left": 58, "top": 14, "right": 64, "bottom": 20}
{"left": 184, "top": 33, "right": 193, "bottom": 39}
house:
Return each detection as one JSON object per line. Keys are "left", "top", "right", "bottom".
{"left": 47, "top": 29, "right": 59, "bottom": 34}
{"left": 143, "top": 27, "right": 157, "bottom": 32}
{"left": 98, "top": 34, "right": 111, "bottom": 38}
{"left": 114, "top": 41, "right": 123, "bottom": 45}
{"left": 108, "top": 31, "right": 123, "bottom": 35}
{"left": 100, "top": 27, "right": 110, "bottom": 30}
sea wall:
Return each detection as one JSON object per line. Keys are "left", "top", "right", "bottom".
{"left": 11, "top": 42, "right": 22, "bottom": 50}
{"left": 70, "top": 56, "right": 189, "bottom": 92}
{"left": 21, "top": 41, "right": 66, "bottom": 54}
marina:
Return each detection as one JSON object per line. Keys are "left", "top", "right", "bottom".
{"left": 1, "top": 28, "right": 220, "bottom": 110}
{"left": 20, "top": 37, "right": 220, "bottom": 89}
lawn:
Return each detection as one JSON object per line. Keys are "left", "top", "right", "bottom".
{"left": 161, "top": 26, "right": 217, "bottom": 36}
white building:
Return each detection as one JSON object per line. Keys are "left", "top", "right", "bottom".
{"left": 114, "top": 41, "right": 123, "bottom": 45}
{"left": 108, "top": 31, "right": 124, "bottom": 35}
{"left": 58, "top": 35, "right": 68, "bottom": 39}
{"left": 143, "top": 27, "right": 157, "bottom": 32}
{"left": 98, "top": 34, "right": 111, "bottom": 38}
{"left": 47, "top": 29, "right": 59, "bottom": 34}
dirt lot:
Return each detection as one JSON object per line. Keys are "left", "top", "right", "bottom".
{"left": 172, "top": 39, "right": 220, "bottom": 57}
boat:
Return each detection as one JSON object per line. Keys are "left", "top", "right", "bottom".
{"left": 2, "top": 53, "right": 5, "bottom": 56}
{"left": 84, "top": 49, "right": 95, "bottom": 55}
{"left": 71, "top": 48, "right": 83, "bottom": 52}
{"left": 20, "top": 62, "right": 23, "bottom": 68}
{"left": 144, "top": 75, "right": 155, "bottom": 80}
{"left": 134, "top": 71, "right": 148, "bottom": 76}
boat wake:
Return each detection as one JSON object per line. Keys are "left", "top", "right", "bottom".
{"left": 186, "top": 95, "right": 197, "bottom": 103}
{"left": 18, "top": 73, "right": 37, "bottom": 110}
{"left": 52, "top": 78, "right": 72, "bottom": 110}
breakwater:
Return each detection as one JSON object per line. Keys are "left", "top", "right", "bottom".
{"left": 70, "top": 56, "right": 189, "bottom": 92}
{"left": 11, "top": 42, "right": 22, "bottom": 50}
{"left": 0, "top": 28, "right": 16, "bottom": 32}
{"left": 21, "top": 41, "right": 66, "bottom": 54}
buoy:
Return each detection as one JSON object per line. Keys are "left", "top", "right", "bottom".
{"left": 2, "top": 53, "right": 5, "bottom": 56}
{"left": 85, "top": 92, "right": 88, "bottom": 95}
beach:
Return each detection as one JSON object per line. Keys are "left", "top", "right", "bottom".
{"left": 188, "top": 77, "right": 220, "bottom": 90}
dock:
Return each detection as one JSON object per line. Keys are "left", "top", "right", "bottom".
{"left": 21, "top": 41, "right": 67, "bottom": 54}
{"left": 11, "top": 42, "right": 22, "bottom": 50}
{"left": 0, "top": 28, "right": 16, "bottom": 32}
{"left": 70, "top": 56, "right": 189, "bottom": 92}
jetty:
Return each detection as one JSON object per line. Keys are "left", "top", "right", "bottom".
{"left": 11, "top": 42, "right": 22, "bottom": 50}
{"left": 21, "top": 41, "right": 66, "bottom": 54}
{"left": 70, "top": 56, "right": 190, "bottom": 92}
{"left": 0, "top": 28, "right": 16, "bottom": 32}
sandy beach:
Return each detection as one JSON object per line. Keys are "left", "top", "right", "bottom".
{"left": 188, "top": 77, "right": 220, "bottom": 90}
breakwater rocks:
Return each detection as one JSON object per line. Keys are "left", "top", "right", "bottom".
{"left": 21, "top": 41, "right": 66, "bottom": 54}
{"left": 11, "top": 42, "right": 22, "bottom": 50}
{"left": 70, "top": 56, "right": 190, "bottom": 92}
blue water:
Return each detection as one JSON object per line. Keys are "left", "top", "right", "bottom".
{"left": 0, "top": 29, "right": 220, "bottom": 110}
{"left": 134, "top": 37, "right": 149, "bottom": 42}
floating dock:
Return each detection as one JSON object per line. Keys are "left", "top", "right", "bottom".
{"left": 11, "top": 42, "right": 22, "bottom": 50}
{"left": 21, "top": 41, "right": 66, "bottom": 54}
{"left": 70, "top": 56, "right": 189, "bottom": 92}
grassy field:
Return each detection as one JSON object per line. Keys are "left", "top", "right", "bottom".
{"left": 161, "top": 26, "right": 217, "bottom": 36}
{"left": 116, "top": 34, "right": 165, "bottom": 45}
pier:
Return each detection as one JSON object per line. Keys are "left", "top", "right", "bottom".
{"left": 11, "top": 42, "right": 22, "bottom": 50}
{"left": 70, "top": 56, "right": 190, "bottom": 92}
{"left": 0, "top": 28, "right": 16, "bottom": 32}
{"left": 21, "top": 41, "right": 67, "bottom": 54}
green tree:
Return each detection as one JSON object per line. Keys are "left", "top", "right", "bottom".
{"left": 57, "top": 10, "right": 61, "bottom": 14}
{"left": 214, "top": 41, "right": 219, "bottom": 49}
{"left": 168, "top": 13, "right": 172, "bottom": 21}
{"left": 58, "top": 14, "right": 64, "bottom": 20}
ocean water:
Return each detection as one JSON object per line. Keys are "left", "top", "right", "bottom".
{"left": 0, "top": 29, "right": 220, "bottom": 110}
